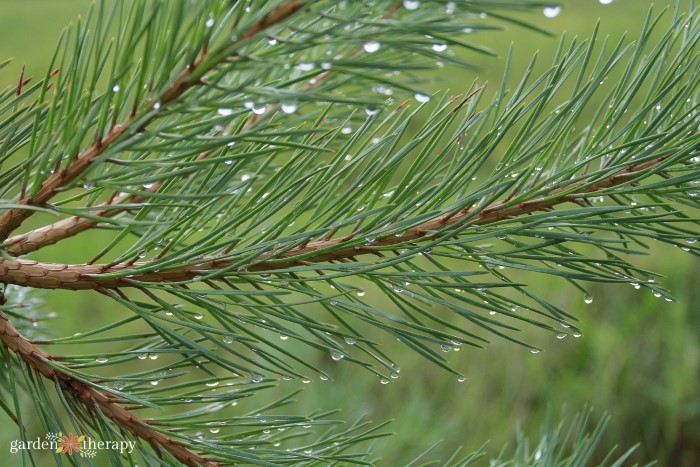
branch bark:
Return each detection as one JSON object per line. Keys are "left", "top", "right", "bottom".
{"left": 0, "top": 154, "right": 672, "bottom": 291}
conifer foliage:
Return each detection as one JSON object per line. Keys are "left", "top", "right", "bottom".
{"left": 0, "top": 0, "right": 698, "bottom": 465}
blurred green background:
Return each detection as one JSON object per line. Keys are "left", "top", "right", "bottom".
{"left": 1, "top": 1, "right": 698, "bottom": 465}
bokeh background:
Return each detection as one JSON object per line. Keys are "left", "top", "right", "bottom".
{"left": 1, "top": 1, "right": 698, "bottom": 465}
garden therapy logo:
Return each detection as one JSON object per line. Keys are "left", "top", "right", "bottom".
{"left": 9, "top": 432, "right": 136, "bottom": 457}
{"left": 51, "top": 432, "right": 91, "bottom": 457}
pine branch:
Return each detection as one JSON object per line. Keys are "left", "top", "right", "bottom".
{"left": 0, "top": 1, "right": 698, "bottom": 464}
{"left": 0, "top": 0, "right": 306, "bottom": 243}
{"left": 0, "top": 311, "right": 218, "bottom": 466}
{"left": 4, "top": 0, "right": 405, "bottom": 258}
{"left": 0, "top": 148, "right": 689, "bottom": 291}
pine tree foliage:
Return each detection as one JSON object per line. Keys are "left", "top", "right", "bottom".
{"left": 488, "top": 408, "right": 642, "bottom": 467}
{"left": 0, "top": 0, "right": 698, "bottom": 465}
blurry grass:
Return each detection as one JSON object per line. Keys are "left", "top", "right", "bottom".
{"left": 1, "top": 1, "right": 699, "bottom": 466}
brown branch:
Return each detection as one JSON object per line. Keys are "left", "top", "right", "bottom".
{"left": 5, "top": 176, "right": 178, "bottom": 256}
{"left": 0, "top": 0, "right": 307, "bottom": 244}
{"left": 0, "top": 154, "right": 672, "bottom": 291}
{"left": 0, "top": 311, "right": 219, "bottom": 466}
{"left": 5, "top": 0, "right": 402, "bottom": 258}
{"left": 6, "top": 138, "right": 227, "bottom": 256}
{"left": 6, "top": 200, "right": 130, "bottom": 256}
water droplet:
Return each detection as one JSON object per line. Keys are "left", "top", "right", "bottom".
{"left": 252, "top": 374, "right": 264, "bottom": 383}
{"left": 138, "top": 353, "right": 148, "bottom": 360}
{"left": 150, "top": 380, "right": 160, "bottom": 386}
{"left": 556, "top": 333, "right": 567, "bottom": 339}
{"left": 415, "top": 93, "right": 430, "bottom": 103}
{"left": 599, "top": 0, "right": 613, "bottom": 4}
{"left": 440, "top": 344, "right": 451, "bottom": 353}
{"left": 112, "top": 84, "right": 120, "bottom": 92}
{"left": 341, "top": 126, "right": 352, "bottom": 134}
{"left": 252, "top": 105, "right": 266, "bottom": 115}
{"left": 223, "top": 335, "right": 235, "bottom": 344}
{"left": 572, "top": 331, "right": 582, "bottom": 338}
{"left": 356, "top": 291, "right": 365, "bottom": 297}
{"left": 205, "top": 17, "right": 215, "bottom": 28}
{"left": 194, "top": 314, "right": 204, "bottom": 320}
{"left": 432, "top": 43, "right": 447, "bottom": 53}
{"left": 330, "top": 351, "right": 345, "bottom": 361}
{"left": 457, "top": 375, "right": 467, "bottom": 383}
{"left": 344, "top": 336, "right": 357, "bottom": 345}
{"left": 218, "top": 108, "right": 233, "bottom": 116}
{"left": 365, "top": 106, "right": 380, "bottom": 116}
{"left": 584, "top": 293, "right": 593, "bottom": 304}
{"left": 297, "top": 62, "right": 315, "bottom": 71}
{"left": 209, "top": 428, "right": 220, "bottom": 434}
{"left": 379, "top": 377, "right": 390, "bottom": 384}
{"left": 268, "top": 38, "right": 278, "bottom": 45}
{"left": 96, "top": 358, "right": 109, "bottom": 363}
{"left": 403, "top": 0, "right": 420, "bottom": 10}
{"left": 279, "top": 335, "right": 289, "bottom": 340}
{"left": 363, "top": 41, "right": 381, "bottom": 53}
{"left": 530, "top": 348, "right": 541, "bottom": 354}
{"left": 114, "top": 381, "right": 126, "bottom": 390}
{"left": 281, "top": 102, "right": 297, "bottom": 114}
{"left": 301, "top": 378, "right": 311, "bottom": 384}
{"left": 153, "top": 102, "right": 161, "bottom": 110}
{"left": 148, "top": 353, "right": 158, "bottom": 360}
{"left": 630, "top": 282, "right": 641, "bottom": 289}
{"left": 543, "top": 6, "right": 561, "bottom": 18}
